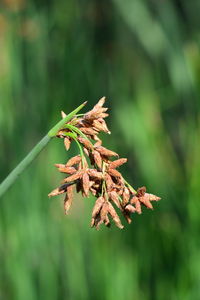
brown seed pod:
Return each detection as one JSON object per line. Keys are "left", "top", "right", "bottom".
{"left": 87, "top": 169, "right": 103, "bottom": 180}
{"left": 146, "top": 193, "right": 161, "bottom": 202}
{"left": 107, "top": 202, "right": 124, "bottom": 229}
{"left": 135, "top": 200, "right": 142, "bottom": 214}
{"left": 93, "top": 150, "right": 102, "bottom": 169}
{"left": 48, "top": 183, "right": 69, "bottom": 197}
{"left": 62, "top": 170, "right": 84, "bottom": 183}
{"left": 84, "top": 97, "right": 107, "bottom": 121}
{"left": 108, "top": 168, "right": 122, "bottom": 178}
{"left": 64, "top": 137, "right": 71, "bottom": 151}
{"left": 139, "top": 196, "right": 153, "bottom": 209}
{"left": 82, "top": 172, "right": 90, "bottom": 197}
{"left": 137, "top": 186, "right": 146, "bottom": 197}
{"left": 97, "top": 118, "right": 110, "bottom": 133}
{"left": 55, "top": 163, "right": 66, "bottom": 168}
{"left": 98, "top": 113, "right": 109, "bottom": 119}
{"left": 55, "top": 166, "right": 77, "bottom": 174}
{"left": 64, "top": 185, "right": 74, "bottom": 214}
{"left": 95, "top": 146, "right": 118, "bottom": 157}
{"left": 78, "top": 137, "right": 93, "bottom": 150}
{"left": 100, "top": 202, "right": 109, "bottom": 221}
{"left": 125, "top": 204, "right": 136, "bottom": 213}
{"left": 91, "top": 196, "right": 105, "bottom": 218}
{"left": 66, "top": 155, "right": 81, "bottom": 167}
{"left": 130, "top": 196, "right": 142, "bottom": 214}
{"left": 108, "top": 191, "right": 122, "bottom": 210}
{"left": 94, "top": 140, "right": 102, "bottom": 147}
{"left": 93, "top": 120, "right": 110, "bottom": 133}
{"left": 109, "top": 158, "right": 127, "bottom": 169}
{"left": 79, "top": 127, "right": 98, "bottom": 136}
{"left": 122, "top": 187, "right": 130, "bottom": 206}
{"left": 105, "top": 174, "right": 114, "bottom": 192}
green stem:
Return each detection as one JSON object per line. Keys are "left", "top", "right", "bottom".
{"left": 74, "top": 138, "right": 85, "bottom": 167}
{"left": 123, "top": 179, "right": 136, "bottom": 194}
{"left": 0, "top": 102, "right": 87, "bottom": 198}
{"left": 0, "top": 135, "right": 51, "bottom": 198}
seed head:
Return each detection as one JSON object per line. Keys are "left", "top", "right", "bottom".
{"left": 49, "top": 97, "right": 161, "bottom": 229}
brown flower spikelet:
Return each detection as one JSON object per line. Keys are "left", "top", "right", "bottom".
{"left": 66, "top": 155, "right": 82, "bottom": 167}
{"left": 64, "top": 185, "right": 74, "bottom": 214}
{"left": 64, "top": 137, "right": 71, "bottom": 151}
{"left": 49, "top": 97, "right": 161, "bottom": 229}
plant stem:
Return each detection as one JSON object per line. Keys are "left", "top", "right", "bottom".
{"left": 0, "top": 135, "right": 51, "bottom": 198}
{"left": 123, "top": 179, "right": 137, "bottom": 193}
{"left": 0, "top": 101, "right": 87, "bottom": 198}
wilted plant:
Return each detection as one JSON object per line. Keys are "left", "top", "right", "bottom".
{"left": 48, "top": 97, "right": 161, "bottom": 229}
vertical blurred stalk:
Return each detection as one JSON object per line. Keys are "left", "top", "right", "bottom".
{"left": 0, "top": 102, "right": 86, "bottom": 198}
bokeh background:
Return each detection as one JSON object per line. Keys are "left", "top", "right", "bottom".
{"left": 1, "top": 0, "right": 200, "bottom": 299}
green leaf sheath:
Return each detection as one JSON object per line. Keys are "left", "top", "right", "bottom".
{"left": 48, "top": 101, "right": 87, "bottom": 137}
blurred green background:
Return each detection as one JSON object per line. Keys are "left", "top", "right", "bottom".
{"left": 1, "top": 0, "right": 200, "bottom": 299}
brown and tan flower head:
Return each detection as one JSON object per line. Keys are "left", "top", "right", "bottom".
{"left": 48, "top": 97, "right": 161, "bottom": 229}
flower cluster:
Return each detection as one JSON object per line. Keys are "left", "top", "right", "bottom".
{"left": 48, "top": 98, "right": 160, "bottom": 229}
